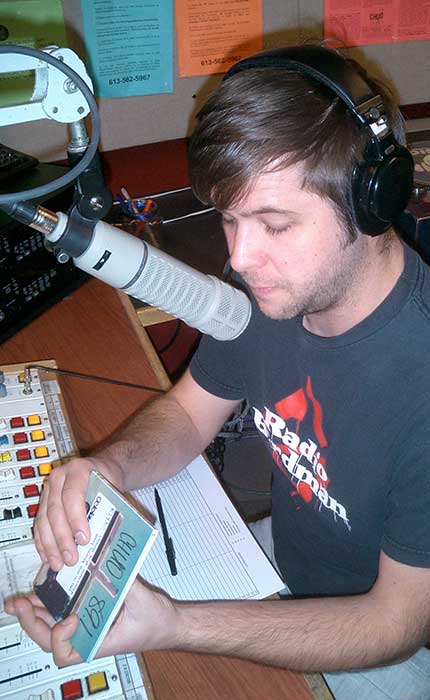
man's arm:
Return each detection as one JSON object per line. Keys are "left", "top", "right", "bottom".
{"left": 170, "top": 551, "right": 430, "bottom": 671}
{"left": 9, "top": 550, "right": 430, "bottom": 671}
{"left": 35, "top": 369, "right": 239, "bottom": 570}
{"left": 91, "top": 368, "right": 240, "bottom": 491}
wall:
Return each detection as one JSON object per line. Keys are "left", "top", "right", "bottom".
{"left": 1, "top": 0, "right": 429, "bottom": 160}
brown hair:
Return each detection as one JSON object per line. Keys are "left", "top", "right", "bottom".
{"left": 188, "top": 52, "right": 406, "bottom": 241}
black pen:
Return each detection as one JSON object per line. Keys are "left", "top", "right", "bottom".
{"left": 154, "top": 488, "right": 177, "bottom": 576}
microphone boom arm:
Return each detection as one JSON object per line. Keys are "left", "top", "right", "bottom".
{"left": 0, "top": 45, "right": 251, "bottom": 341}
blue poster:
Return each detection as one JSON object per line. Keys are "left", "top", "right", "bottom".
{"left": 80, "top": 0, "right": 173, "bottom": 98}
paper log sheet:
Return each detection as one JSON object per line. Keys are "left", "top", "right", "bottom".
{"left": 133, "top": 455, "right": 284, "bottom": 601}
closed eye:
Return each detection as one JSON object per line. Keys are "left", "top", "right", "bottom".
{"left": 264, "top": 224, "right": 291, "bottom": 236}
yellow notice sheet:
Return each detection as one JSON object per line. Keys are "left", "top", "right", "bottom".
{"left": 175, "top": 0, "right": 263, "bottom": 77}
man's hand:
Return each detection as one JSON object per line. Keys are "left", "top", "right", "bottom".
{"left": 5, "top": 579, "right": 178, "bottom": 666}
{"left": 34, "top": 457, "right": 99, "bottom": 571}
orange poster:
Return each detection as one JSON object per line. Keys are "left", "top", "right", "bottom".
{"left": 324, "top": 0, "right": 430, "bottom": 47}
{"left": 175, "top": 0, "right": 263, "bottom": 77}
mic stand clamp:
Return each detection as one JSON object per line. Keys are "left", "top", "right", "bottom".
{"left": 67, "top": 120, "right": 113, "bottom": 222}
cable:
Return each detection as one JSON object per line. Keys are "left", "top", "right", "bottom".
{"left": 157, "top": 320, "right": 182, "bottom": 354}
{"left": 27, "top": 364, "right": 166, "bottom": 394}
{"left": 162, "top": 207, "right": 215, "bottom": 225}
{"left": 0, "top": 45, "right": 100, "bottom": 204}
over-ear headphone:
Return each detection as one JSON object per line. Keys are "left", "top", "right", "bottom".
{"left": 223, "top": 46, "right": 414, "bottom": 236}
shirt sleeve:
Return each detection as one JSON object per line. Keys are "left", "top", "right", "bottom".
{"left": 382, "top": 423, "right": 430, "bottom": 568}
{"left": 189, "top": 334, "right": 246, "bottom": 401}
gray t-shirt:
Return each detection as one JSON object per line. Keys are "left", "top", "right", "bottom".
{"left": 190, "top": 243, "right": 430, "bottom": 596}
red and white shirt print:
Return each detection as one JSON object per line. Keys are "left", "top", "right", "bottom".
{"left": 252, "top": 376, "right": 351, "bottom": 531}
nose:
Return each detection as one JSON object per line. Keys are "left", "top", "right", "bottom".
{"left": 228, "top": 222, "right": 266, "bottom": 274}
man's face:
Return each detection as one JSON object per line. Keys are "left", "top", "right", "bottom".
{"left": 221, "top": 163, "right": 366, "bottom": 322}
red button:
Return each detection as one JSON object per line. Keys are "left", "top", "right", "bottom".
{"left": 61, "top": 678, "right": 83, "bottom": 700}
{"left": 17, "top": 448, "right": 31, "bottom": 461}
{"left": 10, "top": 416, "right": 24, "bottom": 428}
{"left": 23, "top": 484, "right": 39, "bottom": 498}
{"left": 19, "top": 466, "right": 35, "bottom": 479}
{"left": 27, "top": 503, "right": 39, "bottom": 518}
{"left": 13, "top": 432, "right": 28, "bottom": 444}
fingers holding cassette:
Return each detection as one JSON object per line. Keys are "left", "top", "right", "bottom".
{"left": 5, "top": 593, "right": 81, "bottom": 666}
{"left": 34, "top": 460, "right": 91, "bottom": 570}
{"left": 34, "top": 472, "right": 71, "bottom": 570}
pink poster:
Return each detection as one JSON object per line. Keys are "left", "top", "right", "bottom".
{"left": 324, "top": 0, "right": 430, "bottom": 46}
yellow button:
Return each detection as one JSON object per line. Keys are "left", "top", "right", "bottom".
{"left": 87, "top": 671, "right": 108, "bottom": 694}
{"left": 31, "top": 429, "right": 45, "bottom": 442}
{"left": 38, "top": 463, "right": 52, "bottom": 476}
{"left": 18, "top": 372, "right": 25, "bottom": 383}
{"left": 34, "top": 446, "right": 49, "bottom": 458}
{"left": 0, "top": 451, "right": 11, "bottom": 463}
{"left": 27, "top": 414, "right": 41, "bottom": 426}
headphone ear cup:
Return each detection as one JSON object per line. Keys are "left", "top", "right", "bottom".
{"left": 351, "top": 145, "right": 414, "bottom": 236}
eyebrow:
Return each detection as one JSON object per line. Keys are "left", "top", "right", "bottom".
{"left": 222, "top": 207, "right": 298, "bottom": 217}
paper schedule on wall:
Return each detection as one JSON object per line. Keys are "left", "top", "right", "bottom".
{"left": 324, "top": 0, "right": 430, "bottom": 46}
{"left": 80, "top": 0, "right": 173, "bottom": 98}
{"left": 175, "top": 0, "right": 263, "bottom": 77}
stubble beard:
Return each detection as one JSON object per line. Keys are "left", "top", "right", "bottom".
{"left": 250, "top": 232, "right": 366, "bottom": 322}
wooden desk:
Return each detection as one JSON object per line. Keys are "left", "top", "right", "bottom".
{"left": 0, "top": 281, "right": 168, "bottom": 445}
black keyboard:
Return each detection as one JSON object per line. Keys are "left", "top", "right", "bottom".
{"left": 0, "top": 143, "right": 39, "bottom": 182}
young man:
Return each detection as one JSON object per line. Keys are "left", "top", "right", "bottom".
{"left": 7, "top": 46, "right": 430, "bottom": 699}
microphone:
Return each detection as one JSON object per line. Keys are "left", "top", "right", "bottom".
{"left": 4, "top": 203, "right": 251, "bottom": 341}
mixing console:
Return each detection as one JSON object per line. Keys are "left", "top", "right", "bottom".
{"left": 0, "top": 362, "right": 152, "bottom": 700}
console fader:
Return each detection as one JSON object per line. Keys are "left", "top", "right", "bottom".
{"left": 0, "top": 362, "right": 152, "bottom": 700}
